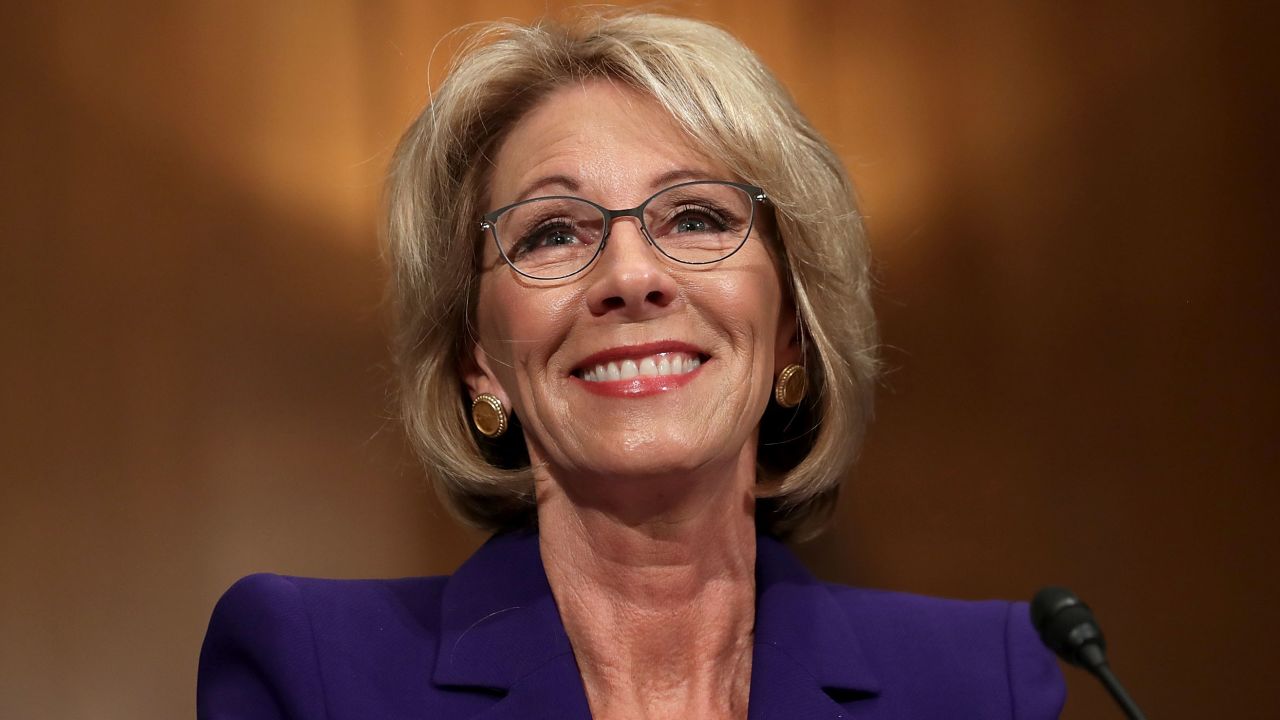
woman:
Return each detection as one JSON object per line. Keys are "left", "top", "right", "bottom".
{"left": 198, "top": 11, "right": 1064, "bottom": 719}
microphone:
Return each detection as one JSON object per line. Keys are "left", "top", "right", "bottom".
{"left": 1030, "top": 587, "right": 1146, "bottom": 720}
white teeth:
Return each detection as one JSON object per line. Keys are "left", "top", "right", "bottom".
{"left": 639, "top": 357, "right": 658, "bottom": 377}
{"left": 579, "top": 352, "right": 704, "bottom": 383}
{"left": 620, "top": 359, "right": 638, "bottom": 379}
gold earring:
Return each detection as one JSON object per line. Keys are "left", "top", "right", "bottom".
{"left": 471, "top": 393, "right": 508, "bottom": 438}
{"left": 774, "top": 364, "right": 807, "bottom": 408}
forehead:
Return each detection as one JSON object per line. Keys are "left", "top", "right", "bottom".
{"left": 488, "top": 79, "right": 731, "bottom": 207}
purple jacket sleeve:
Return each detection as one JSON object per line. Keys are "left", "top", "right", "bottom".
{"left": 197, "top": 574, "right": 328, "bottom": 720}
{"left": 1005, "top": 601, "right": 1067, "bottom": 718}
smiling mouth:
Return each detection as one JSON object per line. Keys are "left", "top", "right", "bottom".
{"left": 574, "top": 351, "right": 708, "bottom": 383}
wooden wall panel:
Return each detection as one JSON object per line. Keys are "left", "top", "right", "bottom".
{"left": 2, "top": 2, "right": 1274, "bottom": 718}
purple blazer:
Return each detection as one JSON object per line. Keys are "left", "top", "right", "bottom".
{"left": 198, "top": 531, "right": 1065, "bottom": 719}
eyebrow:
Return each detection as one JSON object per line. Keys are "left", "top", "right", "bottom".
{"left": 648, "top": 168, "right": 711, "bottom": 190}
{"left": 510, "top": 168, "right": 716, "bottom": 206}
{"left": 513, "top": 174, "right": 580, "bottom": 204}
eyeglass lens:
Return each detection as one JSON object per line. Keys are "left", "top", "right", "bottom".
{"left": 491, "top": 182, "right": 755, "bottom": 279}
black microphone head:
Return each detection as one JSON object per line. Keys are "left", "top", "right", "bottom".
{"left": 1031, "top": 586, "right": 1107, "bottom": 670}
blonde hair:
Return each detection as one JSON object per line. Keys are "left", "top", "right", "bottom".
{"left": 385, "top": 10, "right": 878, "bottom": 540}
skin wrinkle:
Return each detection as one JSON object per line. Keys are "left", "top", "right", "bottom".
{"left": 538, "top": 455, "right": 759, "bottom": 718}
{"left": 464, "top": 80, "right": 798, "bottom": 719}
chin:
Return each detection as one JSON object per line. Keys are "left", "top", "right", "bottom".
{"left": 570, "top": 430, "right": 742, "bottom": 481}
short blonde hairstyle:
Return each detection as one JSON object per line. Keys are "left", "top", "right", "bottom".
{"left": 386, "top": 10, "right": 877, "bottom": 540}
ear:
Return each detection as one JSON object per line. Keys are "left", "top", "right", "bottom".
{"left": 461, "top": 339, "right": 511, "bottom": 410}
{"left": 774, "top": 296, "right": 803, "bottom": 374}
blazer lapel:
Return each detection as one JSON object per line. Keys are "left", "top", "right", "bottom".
{"left": 433, "top": 530, "right": 592, "bottom": 720}
{"left": 433, "top": 531, "right": 880, "bottom": 719}
{"left": 748, "top": 535, "right": 881, "bottom": 719}
{"left": 464, "top": 653, "right": 593, "bottom": 720}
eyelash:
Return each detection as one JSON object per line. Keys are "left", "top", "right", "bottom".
{"left": 668, "top": 203, "right": 733, "bottom": 229}
{"left": 512, "top": 218, "right": 578, "bottom": 255}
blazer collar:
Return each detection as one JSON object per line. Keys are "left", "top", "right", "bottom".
{"left": 434, "top": 530, "right": 592, "bottom": 719}
{"left": 748, "top": 535, "right": 881, "bottom": 718}
{"left": 434, "top": 530, "right": 879, "bottom": 718}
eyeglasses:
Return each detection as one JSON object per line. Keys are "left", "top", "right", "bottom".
{"left": 479, "top": 180, "right": 768, "bottom": 281}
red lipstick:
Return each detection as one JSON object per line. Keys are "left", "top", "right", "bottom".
{"left": 570, "top": 341, "right": 709, "bottom": 398}
{"left": 572, "top": 341, "right": 707, "bottom": 370}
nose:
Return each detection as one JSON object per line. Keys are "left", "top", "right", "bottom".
{"left": 584, "top": 216, "right": 678, "bottom": 318}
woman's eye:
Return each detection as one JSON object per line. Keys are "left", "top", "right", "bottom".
{"left": 671, "top": 208, "right": 727, "bottom": 233}
{"left": 540, "top": 228, "right": 577, "bottom": 245}
{"left": 513, "top": 224, "right": 579, "bottom": 255}
{"left": 676, "top": 217, "right": 710, "bottom": 233}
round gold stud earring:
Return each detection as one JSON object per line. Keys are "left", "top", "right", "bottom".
{"left": 471, "top": 393, "right": 508, "bottom": 438}
{"left": 774, "top": 364, "right": 807, "bottom": 408}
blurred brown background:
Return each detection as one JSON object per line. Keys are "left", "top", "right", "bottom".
{"left": 2, "top": 1, "right": 1276, "bottom": 718}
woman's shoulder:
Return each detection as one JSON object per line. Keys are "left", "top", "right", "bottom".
{"left": 203, "top": 572, "right": 452, "bottom": 661}
{"left": 821, "top": 583, "right": 1065, "bottom": 717}
{"left": 754, "top": 536, "right": 1064, "bottom": 716}
{"left": 824, "top": 582, "right": 1032, "bottom": 638}
{"left": 198, "top": 573, "right": 455, "bottom": 719}
{"left": 212, "top": 571, "right": 450, "bottom": 620}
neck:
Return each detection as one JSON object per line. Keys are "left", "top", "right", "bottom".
{"left": 535, "top": 450, "right": 758, "bottom": 720}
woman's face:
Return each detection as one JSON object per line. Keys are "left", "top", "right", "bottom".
{"left": 467, "top": 80, "right": 796, "bottom": 485}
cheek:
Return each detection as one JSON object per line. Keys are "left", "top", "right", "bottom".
{"left": 476, "top": 278, "right": 580, "bottom": 385}
{"left": 699, "top": 264, "right": 785, "bottom": 352}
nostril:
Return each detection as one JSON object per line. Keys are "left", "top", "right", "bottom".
{"left": 602, "top": 296, "right": 625, "bottom": 311}
{"left": 644, "top": 290, "right": 669, "bottom": 305}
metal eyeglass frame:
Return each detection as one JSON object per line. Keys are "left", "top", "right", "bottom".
{"left": 478, "top": 179, "right": 768, "bottom": 281}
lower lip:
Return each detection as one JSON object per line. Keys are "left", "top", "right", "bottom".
{"left": 571, "top": 363, "right": 704, "bottom": 397}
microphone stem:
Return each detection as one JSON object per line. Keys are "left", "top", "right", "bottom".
{"left": 1092, "top": 662, "right": 1146, "bottom": 720}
